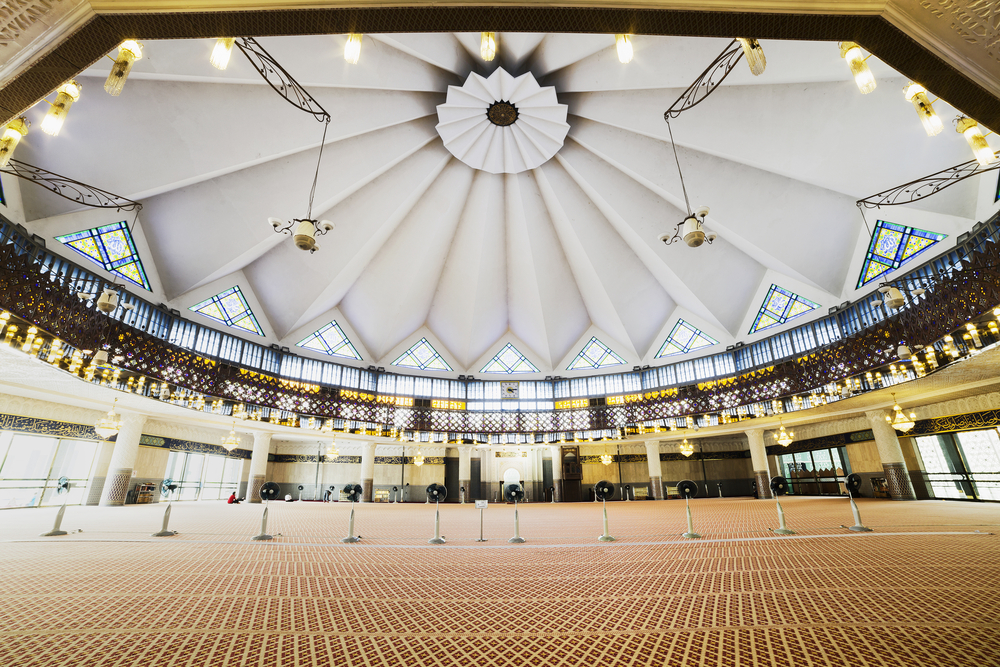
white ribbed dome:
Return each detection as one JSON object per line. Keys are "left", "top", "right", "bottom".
{"left": 436, "top": 68, "right": 569, "bottom": 174}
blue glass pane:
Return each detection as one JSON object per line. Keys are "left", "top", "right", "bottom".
{"left": 56, "top": 221, "right": 151, "bottom": 290}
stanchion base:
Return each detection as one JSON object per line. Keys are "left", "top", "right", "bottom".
{"left": 849, "top": 525, "right": 873, "bottom": 532}
{"left": 773, "top": 528, "right": 796, "bottom": 535}
{"left": 252, "top": 534, "right": 274, "bottom": 541}
{"left": 682, "top": 532, "right": 701, "bottom": 539}
{"left": 475, "top": 539, "right": 488, "bottom": 542}
{"left": 508, "top": 536, "right": 526, "bottom": 543}
{"left": 598, "top": 535, "right": 616, "bottom": 542}
{"left": 40, "top": 530, "right": 67, "bottom": 537}
{"left": 341, "top": 536, "right": 360, "bottom": 543}
{"left": 428, "top": 537, "right": 446, "bottom": 544}
{"left": 152, "top": 530, "right": 177, "bottom": 537}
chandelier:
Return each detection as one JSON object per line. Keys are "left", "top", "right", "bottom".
{"left": 886, "top": 394, "right": 916, "bottom": 432}
{"left": 659, "top": 121, "right": 716, "bottom": 248}
{"left": 413, "top": 448, "right": 425, "bottom": 467}
{"left": 94, "top": 398, "right": 123, "bottom": 439}
{"left": 326, "top": 439, "right": 339, "bottom": 459}
{"left": 268, "top": 116, "right": 334, "bottom": 253}
{"left": 221, "top": 421, "right": 240, "bottom": 451}
{"left": 600, "top": 446, "right": 613, "bottom": 466}
{"left": 774, "top": 422, "right": 794, "bottom": 447}
{"left": 679, "top": 439, "right": 694, "bottom": 457}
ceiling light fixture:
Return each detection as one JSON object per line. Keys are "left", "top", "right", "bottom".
{"left": 344, "top": 34, "right": 362, "bottom": 64}
{"left": 679, "top": 439, "right": 694, "bottom": 457}
{"left": 105, "top": 40, "right": 143, "bottom": 96}
{"left": 222, "top": 421, "right": 240, "bottom": 451}
{"left": 955, "top": 117, "right": 996, "bottom": 166}
{"left": 886, "top": 394, "right": 916, "bottom": 432}
{"left": 94, "top": 398, "right": 123, "bottom": 439}
{"left": 615, "top": 34, "right": 633, "bottom": 64}
{"left": 660, "top": 122, "right": 715, "bottom": 248}
{"left": 40, "top": 81, "right": 81, "bottom": 136}
{"left": 211, "top": 38, "right": 236, "bottom": 70}
{"left": 873, "top": 284, "right": 925, "bottom": 310}
{"left": 269, "top": 117, "right": 334, "bottom": 252}
{"left": 0, "top": 117, "right": 29, "bottom": 168}
{"left": 413, "top": 446, "right": 425, "bottom": 466}
{"left": 736, "top": 38, "right": 766, "bottom": 75}
{"left": 774, "top": 422, "right": 793, "bottom": 447}
{"left": 327, "top": 439, "right": 339, "bottom": 458}
{"left": 839, "top": 42, "right": 876, "bottom": 94}
{"left": 481, "top": 32, "right": 496, "bottom": 61}
{"left": 903, "top": 82, "right": 943, "bottom": 136}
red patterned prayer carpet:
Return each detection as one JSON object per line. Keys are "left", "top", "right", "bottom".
{"left": 1, "top": 497, "right": 998, "bottom": 666}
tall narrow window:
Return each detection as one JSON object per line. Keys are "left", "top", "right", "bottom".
{"left": 656, "top": 319, "right": 718, "bottom": 357}
{"left": 857, "top": 220, "right": 946, "bottom": 288}
{"left": 750, "top": 285, "right": 819, "bottom": 334}
{"left": 567, "top": 337, "right": 625, "bottom": 370}
{"left": 297, "top": 321, "right": 362, "bottom": 360}
{"left": 392, "top": 338, "right": 452, "bottom": 371}
{"left": 56, "top": 221, "right": 151, "bottom": 290}
{"left": 189, "top": 286, "right": 264, "bottom": 336}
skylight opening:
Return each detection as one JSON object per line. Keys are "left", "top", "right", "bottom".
{"left": 750, "top": 285, "right": 819, "bottom": 334}
{"left": 189, "top": 286, "right": 264, "bottom": 336}
{"left": 656, "top": 319, "right": 718, "bottom": 358}
{"left": 392, "top": 338, "right": 452, "bottom": 371}
{"left": 857, "top": 219, "right": 946, "bottom": 288}
{"left": 568, "top": 337, "right": 625, "bottom": 370}
{"left": 297, "top": 321, "right": 362, "bottom": 360}
{"left": 56, "top": 221, "right": 151, "bottom": 290}
{"left": 481, "top": 343, "right": 539, "bottom": 374}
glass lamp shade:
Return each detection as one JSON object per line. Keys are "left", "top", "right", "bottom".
{"left": 344, "top": 34, "right": 362, "bottom": 64}
{"left": 956, "top": 117, "right": 996, "bottom": 166}
{"left": 0, "top": 117, "right": 29, "bottom": 168}
{"left": 211, "top": 38, "right": 236, "bottom": 70}
{"left": 480, "top": 32, "right": 496, "bottom": 61}
{"left": 41, "top": 81, "right": 81, "bottom": 136}
{"left": 105, "top": 41, "right": 143, "bottom": 96}
{"left": 840, "top": 42, "right": 876, "bottom": 94}
{"left": 615, "top": 34, "right": 633, "bottom": 64}
{"left": 737, "top": 38, "right": 766, "bottom": 76}
{"left": 904, "top": 83, "right": 943, "bottom": 136}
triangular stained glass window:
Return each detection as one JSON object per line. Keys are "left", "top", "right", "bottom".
{"left": 749, "top": 285, "right": 820, "bottom": 334}
{"left": 567, "top": 337, "right": 626, "bottom": 370}
{"left": 481, "top": 343, "right": 539, "bottom": 374}
{"left": 392, "top": 338, "right": 452, "bottom": 371}
{"left": 55, "top": 221, "right": 151, "bottom": 290}
{"left": 655, "top": 319, "right": 719, "bottom": 358}
{"left": 856, "top": 220, "right": 946, "bottom": 288}
{"left": 297, "top": 321, "right": 362, "bottom": 360}
{"left": 189, "top": 286, "right": 264, "bottom": 336}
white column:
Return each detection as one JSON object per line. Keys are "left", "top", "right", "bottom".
{"left": 746, "top": 429, "right": 772, "bottom": 499}
{"left": 866, "top": 410, "right": 917, "bottom": 500}
{"left": 248, "top": 431, "right": 271, "bottom": 503}
{"left": 549, "top": 445, "right": 563, "bottom": 502}
{"left": 99, "top": 413, "right": 147, "bottom": 506}
{"left": 458, "top": 445, "right": 472, "bottom": 503}
{"left": 645, "top": 441, "right": 664, "bottom": 499}
{"left": 360, "top": 441, "right": 376, "bottom": 502}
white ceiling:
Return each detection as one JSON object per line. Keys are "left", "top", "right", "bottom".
{"left": 8, "top": 32, "right": 998, "bottom": 378}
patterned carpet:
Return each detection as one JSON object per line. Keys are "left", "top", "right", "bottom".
{"left": 2, "top": 498, "right": 998, "bottom": 666}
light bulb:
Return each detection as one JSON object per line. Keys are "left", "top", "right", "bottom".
{"left": 737, "top": 38, "right": 766, "bottom": 75}
{"left": 0, "top": 117, "right": 29, "bottom": 168}
{"left": 480, "top": 32, "right": 496, "bottom": 61}
{"left": 956, "top": 117, "right": 996, "bottom": 166}
{"left": 40, "top": 80, "right": 81, "bottom": 136}
{"left": 615, "top": 34, "right": 633, "bottom": 64}
{"left": 840, "top": 42, "right": 876, "bottom": 94}
{"left": 211, "top": 38, "right": 236, "bottom": 70}
{"left": 904, "top": 82, "right": 942, "bottom": 136}
{"left": 105, "top": 40, "right": 142, "bottom": 96}
{"left": 344, "top": 33, "right": 362, "bottom": 64}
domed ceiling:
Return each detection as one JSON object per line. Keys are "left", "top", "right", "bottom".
{"left": 7, "top": 32, "right": 995, "bottom": 378}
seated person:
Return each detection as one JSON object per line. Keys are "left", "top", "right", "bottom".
{"left": 227, "top": 492, "right": 240, "bottom": 504}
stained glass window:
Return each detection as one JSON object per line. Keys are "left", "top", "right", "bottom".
{"left": 189, "top": 286, "right": 264, "bottom": 336}
{"left": 297, "top": 321, "right": 362, "bottom": 360}
{"left": 481, "top": 343, "right": 539, "bottom": 374}
{"left": 567, "top": 337, "right": 625, "bottom": 370}
{"left": 55, "top": 221, "right": 150, "bottom": 290}
{"left": 392, "top": 338, "right": 452, "bottom": 371}
{"left": 857, "top": 220, "right": 946, "bottom": 288}
{"left": 750, "top": 285, "right": 819, "bottom": 334}
{"left": 655, "top": 319, "right": 718, "bottom": 358}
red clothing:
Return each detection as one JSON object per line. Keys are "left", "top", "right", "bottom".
{"left": 228, "top": 493, "right": 237, "bottom": 504}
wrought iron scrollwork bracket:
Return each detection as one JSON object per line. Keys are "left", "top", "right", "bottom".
{"left": 0, "top": 159, "right": 142, "bottom": 212}
{"left": 664, "top": 40, "right": 743, "bottom": 120}
{"left": 235, "top": 37, "right": 330, "bottom": 122}
{"left": 857, "top": 151, "right": 1000, "bottom": 208}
